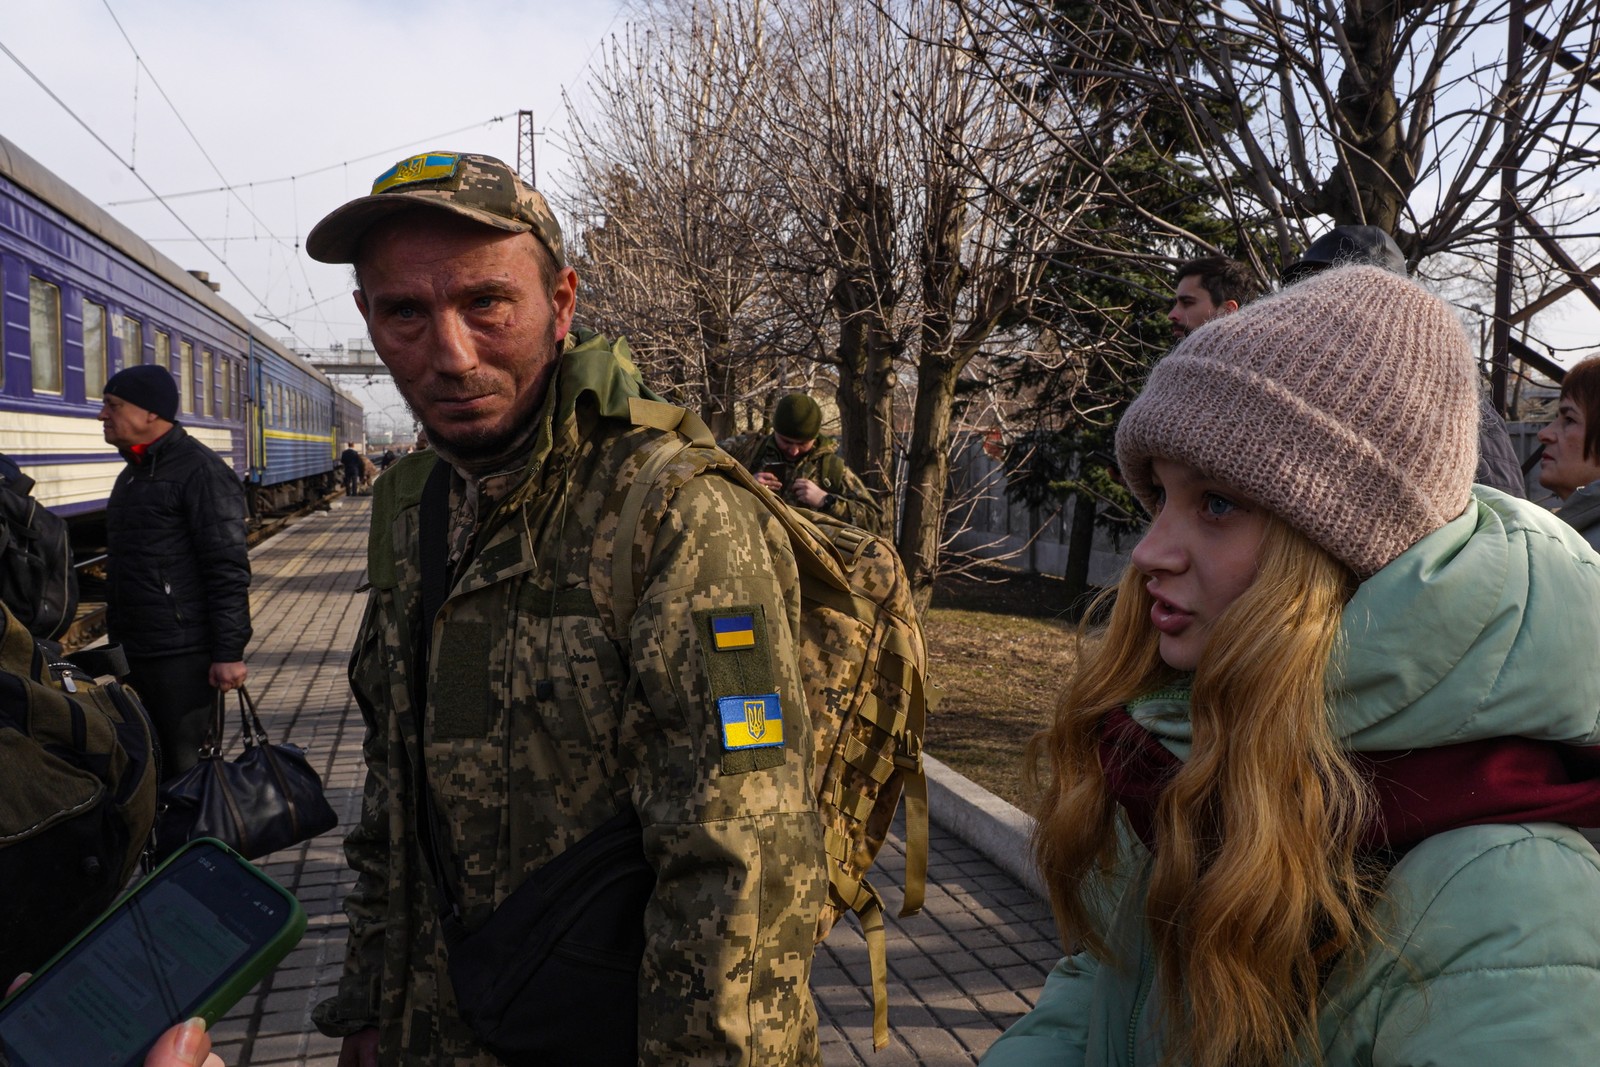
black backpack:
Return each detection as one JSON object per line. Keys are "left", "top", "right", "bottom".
{"left": 0, "top": 453, "right": 78, "bottom": 640}
{"left": 0, "top": 604, "right": 159, "bottom": 988}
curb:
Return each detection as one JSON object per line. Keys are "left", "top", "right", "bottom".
{"left": 924, "top": 755, "right": 1046, "bottom": 900}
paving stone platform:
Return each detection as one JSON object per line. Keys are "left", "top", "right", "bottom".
{"left": 215, "top": 495, "right": 1054, "bottom": 1066}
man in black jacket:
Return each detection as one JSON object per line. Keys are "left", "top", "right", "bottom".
{"left": 340, "top": 442, "right": 364, "bottom": 495}
{"left": 99, "top": 365, "right": 252, "bottom": 778}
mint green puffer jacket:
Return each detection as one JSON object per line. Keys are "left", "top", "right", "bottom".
{"left": 983, "top": 489, "right": 1600, "bottom": 1066}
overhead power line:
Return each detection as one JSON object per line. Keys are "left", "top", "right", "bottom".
{"left": 105, "top": 115, "right": 518, "bottom": 207}
{"left": 0, "top": 35, "right": 308, "bottom": 342}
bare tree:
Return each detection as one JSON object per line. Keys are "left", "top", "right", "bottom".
{"left": 562, "top": 0, "right": 1089, "bottom": 610}
{"left": 560, "top": 2, "right": 816, "bottom": 437}
{"left": 957, "top": 0, "right": 1600, "bottom": 298}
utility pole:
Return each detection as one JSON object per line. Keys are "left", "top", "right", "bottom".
{"left": 517, "top": 110, "right": 537, "bottom": 187}
{"left": 1490, "top": 0, "right": 1525, "bottom": 415}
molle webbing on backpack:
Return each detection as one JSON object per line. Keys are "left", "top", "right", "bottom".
{"left": 616, "top": 397, "right": 930, "bottom": 1051}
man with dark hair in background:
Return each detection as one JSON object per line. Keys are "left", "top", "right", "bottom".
{"left": 1168, "top": 255, "right": 1263, "bottom": 340}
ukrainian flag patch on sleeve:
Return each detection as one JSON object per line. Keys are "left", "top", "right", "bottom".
{"left": 711, "top": 613, "right": 757, "bottom": 651}
{"left": 718, "top": 694, "right": 784, "bottom": 749}
{"left": 693, "top": 605, "right": 787, "bottom": 773}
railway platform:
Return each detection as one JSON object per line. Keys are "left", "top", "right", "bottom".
{"left": 209, "top": 496, "right": 1054, "bottom": 1066}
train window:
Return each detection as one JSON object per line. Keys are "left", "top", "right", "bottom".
{"left": 120, "top": 315, "right": 143, "bottom": 367}
{"left": 178, "top": 341, "right": 194, "bottom": 414}
{"left": 155, "top": 330, "right": 170, "bottom": 370}
{"left": 28, "top": 278, "right": 63, "bottom": 395}
{"left": 83, "top": 300, "right": 107, "bottom": 399}
{"left": 201, "top": 349, "right": 213, "bottom": 416}
{"left": 220, "top": 357, "right": 230, "bottom": 420}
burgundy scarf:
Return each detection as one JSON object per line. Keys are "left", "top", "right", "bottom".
{"left": 1100, "top": 707, "right": 1600, "bottom": 852}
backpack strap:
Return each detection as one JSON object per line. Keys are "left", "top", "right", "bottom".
{"left": 608, "top": 425, "right": 696, "bottom": 632}
{"left": 413, "top": 458, "right": 467, "bottom": 923}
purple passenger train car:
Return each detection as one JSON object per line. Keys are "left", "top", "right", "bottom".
{"left": 0, "top": 133, "right": 360, "bottom": 537}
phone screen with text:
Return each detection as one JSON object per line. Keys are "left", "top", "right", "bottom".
{"left": 0, "top": 843, "right": 296, "bottom": 1067}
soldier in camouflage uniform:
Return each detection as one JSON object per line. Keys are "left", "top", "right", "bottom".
{"left": 304, "top": 152, "right": 824, "bottom": 1066}
{"left": 721, "top": 393, "right": 882, "bottom": 535}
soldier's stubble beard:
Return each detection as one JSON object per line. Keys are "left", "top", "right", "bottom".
{"left": 406, "top": 317, "right": 559, "bottom": 473}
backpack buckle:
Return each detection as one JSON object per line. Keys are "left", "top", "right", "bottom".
{"left": 892, "top": 730, "right": 922, "bottom": 771}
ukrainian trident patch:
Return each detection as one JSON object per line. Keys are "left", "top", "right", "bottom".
{"left": 717, "top": 693, "right": 784, "bottom": 750}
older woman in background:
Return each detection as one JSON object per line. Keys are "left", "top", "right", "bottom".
{"left": 1538, "top": 355, "right": 1600, "bottom": 549}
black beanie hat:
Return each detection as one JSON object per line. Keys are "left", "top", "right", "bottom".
{"left": 103, "top": 365, "right": 179, "bottom": 422}
{"left": 773, "top": 393, "right": 822, "bottom": 439}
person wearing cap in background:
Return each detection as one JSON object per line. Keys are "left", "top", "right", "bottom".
{"left": 303, "top": 151, "right": 822, "bottom": 1066}
{"left": 722, "top": 392, "right": 884, "bottom": 535}
{"left": 98, "top": 364, "right": 251, "bottom": 780}
{"left": 1284, "top": 224, "right": 1527, "bottom": 498}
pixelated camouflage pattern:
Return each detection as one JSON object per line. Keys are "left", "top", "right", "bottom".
{"left": 722, "top": 433, "right": 883, "bottom": 536}
{"left": 305, "top": 150, "right": 564, "bottom": 268}
{"left": 311, "top": 332, "right": 823, "bottom": 1065}
{"left": 612, "top": 432, "right": 930, "bottom": 1049}
{"left": 780, "top": 513, "right": 928, "bottom": 943}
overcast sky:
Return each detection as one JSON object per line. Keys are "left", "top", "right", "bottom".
{"left": 1, "top": 0, "right": 623, "bottom": 434}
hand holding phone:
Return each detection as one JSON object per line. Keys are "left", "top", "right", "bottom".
{"left": 3, "top": 977, "right": 219, "bottom": 1066}
{"left": 0, "top": 839, "right": 304, "bottom": 1067}
{"left": 143, "top": 1018, "right": 224, "bottom": 1066}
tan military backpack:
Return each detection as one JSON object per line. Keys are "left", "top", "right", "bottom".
{"left": 614, "top": 399, "right": 929, "bottom": 1051}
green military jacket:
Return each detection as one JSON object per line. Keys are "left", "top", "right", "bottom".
{"left": 722, "top": 432, "right": 883, "bottom": 535}
{"left": 313, "top": 332, "right": 824, "bottom": 1065}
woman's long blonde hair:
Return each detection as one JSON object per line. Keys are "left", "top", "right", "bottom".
{"left": 1028, "top": 513, "right": 1374, "bottom": 1067}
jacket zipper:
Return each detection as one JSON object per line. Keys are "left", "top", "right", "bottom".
{"left": 1128, "top": 941, "right": 1153, "bottom": 1066}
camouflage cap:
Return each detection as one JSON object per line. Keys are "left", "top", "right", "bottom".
{"left": 305, "top": 151, "right": 564, "bottom": 268}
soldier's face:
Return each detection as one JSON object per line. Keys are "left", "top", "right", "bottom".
{"left": 354, "top": 213, "right": 577, "bottom": 461}
{"left": 773, "top": 432, "right": 816, "bottom": 462}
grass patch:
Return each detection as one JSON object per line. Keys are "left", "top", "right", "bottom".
{"left": 923, "top": 566, "right": 1083, "bottom": 812}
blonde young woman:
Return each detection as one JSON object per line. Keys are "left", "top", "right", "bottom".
{"left": 983, "top": 266, "right": 1600, "bottom": 1067}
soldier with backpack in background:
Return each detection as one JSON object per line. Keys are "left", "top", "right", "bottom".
{"left": 722, "top": 393, "right": 884, "bottom": 535}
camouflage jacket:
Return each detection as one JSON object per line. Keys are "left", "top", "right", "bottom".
{"left": 313, "top": 332, "right": 824, "bottom": 1065}
{"left": 721, "top": 432, "right": 882, "bottom": 535}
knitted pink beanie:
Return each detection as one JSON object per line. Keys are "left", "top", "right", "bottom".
{"left": 1115, "top": 265, "right": 1479, "bottom": 578}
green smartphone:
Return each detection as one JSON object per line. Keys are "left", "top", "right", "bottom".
{"left": 0, "top": 838, "right": 306, "bottom": 1067}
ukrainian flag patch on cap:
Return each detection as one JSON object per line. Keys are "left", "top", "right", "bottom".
{"left": 372, "top": 152, "right": 461, "bottom": 194}
{"left": 718, "top": 694, "right": 784, "bottom": 750}
{"left": 711, "top": 613, "right": 756, "bottom": 651}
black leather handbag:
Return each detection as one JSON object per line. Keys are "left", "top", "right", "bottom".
{"left": 153, "top": 686, "right": 338, "bottom": 862}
